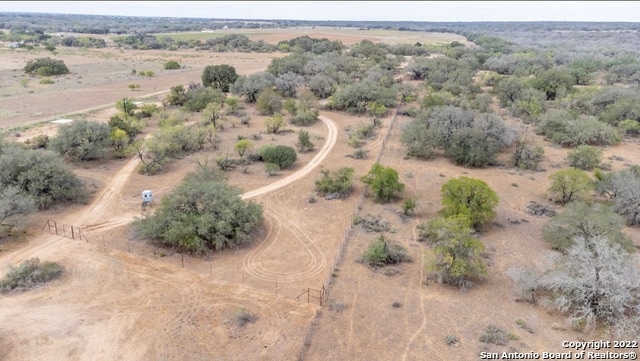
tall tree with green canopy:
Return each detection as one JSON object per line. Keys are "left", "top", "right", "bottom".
{"left": 440, "top": 177, "right": 498, "bottom": 229}
{"left": 134, "top": 167, "right": 262, "bottom": 254}
{"left": 361, "top": 163, "right": 405, "bottom": 203}
{"left": 201, "top": 64, "right": 238, "bottom": 92}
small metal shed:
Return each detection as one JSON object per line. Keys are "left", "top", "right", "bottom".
{"left": 142, "top": 190, "right": 153, "bottom": 203}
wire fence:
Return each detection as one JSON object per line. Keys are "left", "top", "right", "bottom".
{"left": 42, "top": 219, "right": 88, "bottom": 242}
{"left": 321, "top": 102, "right": 401, "bottom": 298}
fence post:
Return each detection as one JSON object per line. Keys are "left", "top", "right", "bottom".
{"left": 54, "top": 221, "right": 58, "bottom": 235}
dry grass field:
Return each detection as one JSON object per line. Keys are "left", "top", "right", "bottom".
{"left": 0, "top": 27, "right": 637, "bottom": 361}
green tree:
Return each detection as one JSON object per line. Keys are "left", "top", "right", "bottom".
{"left": 547, "top": 168, "right": 593, "bottom": 205}
{"left": 230, "top": 72, "right": 275, "bottom": 103}
{"left": 542, "top": 201, "right": 632, "bottom": 252}
{"left": 133, "top": 167, "right": 263, "bottom": 254}
{"left": 493, "top": 76, "right": 526, "bottom": 106}
{"left": 183, "top": 87, "right": 225, "bottom": 112}
{"left": 110, "top": 128, "right": 130, "bottom": 156}
{"left": 427, "top": 216, "right": 487, "bottom": 291}
{"left": 23, "top": 57, "right": 69, "bottom": 76}
{"left": 202, "top": 64, "right": 238, "bottom": 92}
{"left": 256, "top": 87, "right": 282, "bottom": 115}
{"left": 108, "top": 113, "right": 142, "bottom": 140}
{"left": 532, "top": 69, "right": 574, "bottom": 100}
{"left": 361, "top": 163, "right": 405, "bottom": 203}
{"left": 259, "top": 145, "right": 297, "bottom": 169}
{"left": 440, "top": 177, "right": 498, "bottom": 229}
{"left": 49, "top": 120, "right": 111, "bottom": 161}
{"left": 0, "top": 186, "right": 35, "bottom": 236}
{"left": 360, "top": 235, "right": 411, "bottom": 268}
{"left": 0, "top": 140, "right": 87, "bottom": 209}
{"left": 511, "top": 134, "right": 545, "bottom": 170}
{"left": 265, "top": 113, "right": 286, "bottom": 134}
{"left": 566, "top": 145, "right": 602, "bottom": 170}
{"left": 444, "top": 128, "right": 499, "bottom": 168}
{"left": 234, "top": 139, "right": 253, "bottom": 158}
{"left": 296, "top": 130, "right": 314, "bottom": 152}
{"left": 329, "top": 80, "right": 396, "bottom": 114}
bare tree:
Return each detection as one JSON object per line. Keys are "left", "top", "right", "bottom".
{"left": 540, "top": 236, "right": 640, "bottom": 337}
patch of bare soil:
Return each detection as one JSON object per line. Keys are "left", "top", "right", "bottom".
{"left": 0, "top": 47, "right": 284, "bottom": 131}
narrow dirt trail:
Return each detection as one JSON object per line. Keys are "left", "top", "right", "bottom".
{"left": 241, "top": 115, "right": 337, "bottom": 200}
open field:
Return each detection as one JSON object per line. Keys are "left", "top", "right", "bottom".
{"left": 152, "top": 26, "right": 471, "bottom": 46}
{"left": 1, "top": 26, "right": 639, "bottom": 361}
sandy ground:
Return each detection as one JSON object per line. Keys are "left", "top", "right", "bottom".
{"left": 1, "top": 30, "right": 638, "bottom": 361}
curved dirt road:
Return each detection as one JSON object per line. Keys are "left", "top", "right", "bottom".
{"left": 241, "top": 115, "right": 337, "bottom": 199}
{"left": 0, "top": 113, "right": 338, "bottom": 361}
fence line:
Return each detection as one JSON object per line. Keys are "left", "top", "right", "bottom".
{"left": 41, "top": 219, "right": 88, "bottom": 242}
{"left": 322, "top": 102, "right": 400, "bottom": 297}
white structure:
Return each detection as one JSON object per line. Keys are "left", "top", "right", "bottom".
{"left": 142, "top": 190, "right": 153, "bottom": 203}
{"left": 51, "top": 119, "right": 74, "bottom": 125}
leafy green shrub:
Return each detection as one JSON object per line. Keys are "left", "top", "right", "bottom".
{"left": 0, "top": 258, "right": 63, "bottom": 293}
{"left": 163, "top": 60, "right": 181, "bottom": 70}
{"left": 183, "top": 87, "right": 225, "bottom": 112}
{"left": 401, "top": 197, "right": 418, "bottom": 215}
{"left": 259, "top": 145, "right": 296, "bottom": 169}
{"left": 360, "top": 235, "right": 411, "bottom": 267}
{"left": 291, "top": 108, "right": 319, "bottom": 126}
{"left": 537, "top": 110, "right": 621, "bottom": 146}
{"left": 296, "top": 130, "right": 314, "bottom": 152}
{"left": 256, "top": 88, "right": 282, "bottom": 115}
{"left": 361, "top": 163, "right": 405, "bottom": 203}
{"left": 542, "top": 201, "right": 631, "bottom": 252}
{"left": 440, "top": 177, "right": 498, "bottom": 229}
{"left": 39, "top": 77, "right": 54, "bottom": 84}
{"left": 315, "top": 168, "right": 354, "bottom": 198}
{"left": 618, "top": 119, "right": 640, "bottom": 136}
{"left": 0, "top": 141, "right": 87, "bottom": 209}
{"left": 567, "top": 145, "right": 602, "bottom": 170}
{"left": 265, "top": 162, "right": 279, "bottom": 176}
{"left": 49, "top": 120, "right": 111, "bottom": 161}
{"left": 511, "top": 135, "right": 545, "bottom": 170}
{"left": 351, "top": 148, "right": 369, "bottom": 159}
{"left": 134, "top": 168, "right": 262, "bottom": 254}
{"left": 23, "top": 57, "right": 69, "bottom": 76}
{"left": 445, "top": 128, "right": 499, "bottom": 168}
{"left": 547, "top": 168, "right": 593, "bottom": 205}
{"left": 427, "top": 216, "right": 486, "bottom": 290}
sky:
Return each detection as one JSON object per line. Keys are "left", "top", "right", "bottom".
{"left": 2, "top": 1, "right": 640, "bottom": 22}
